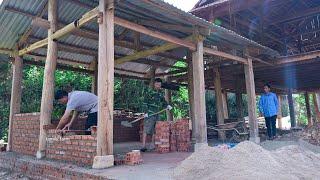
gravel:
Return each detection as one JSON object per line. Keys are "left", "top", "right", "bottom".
{"left": 174, "top": 141, "right": 320, "bottom": 180}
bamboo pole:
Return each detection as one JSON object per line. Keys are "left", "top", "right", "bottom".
{"left": 18, "top": 7, "right": 98, "bottom": 56}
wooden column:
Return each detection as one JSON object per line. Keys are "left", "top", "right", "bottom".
{"left": 94, "top": 0, "right": 114, "bottom": 169}
{"left": 7, "top": 56, "right": 23, "bottom": 151}
{"left": 244, "top": 58, "right": 259, "bottom": 143}
{"left": 277, "top": 95, "right": 283, "bottom": 129}
{"left": 91, "top": 59, "right": 98, "bottom": 95}
{"left": 213, "top": 67, "right": 225, "bottom": 139}
{"left": 191, "top": 38, "right": 207, "bottom": 149}
{"left": 165, "top": 78, "right": 173, "bottom": 122}
{"left": 37, "top": 0, "right": 58, "bottom": 158}
{"left": 187, "top": 52, "right": 196, "bottom": 146}
{"left": 288, "top": 89, "right": 296, "bottom": 128}
{"left": 235, "top": 76, "right": 244, "bottom": 118}
{"left": 222, "top": 90, "right": 229, "bottom": 119}
{"left": 305, "top": 92, "right": 313, "bottom": 127}
{"left": 312, "top": 93, "right": 320, "bottom": 122}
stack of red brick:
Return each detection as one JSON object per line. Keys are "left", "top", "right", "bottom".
{"left": 125, "top": 150, "right": 143, "bottom": 165}
{"left": 155, "top": 121, "right": 171, "bottom": 153}
{"left": 175, "top": 119, "right": 191, "bottom": 152}
{"left": 155, "top": 119, "right": 191, "bottom": 153}
{"left": 46, "top": 130, "right": 97, "bottom": 166}
{"left": 11, "top": 113, "right": 40, "bottom": 156}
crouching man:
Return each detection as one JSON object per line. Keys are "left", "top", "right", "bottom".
{"left": 54, "top": 90, "right": 98, "bottom": 133}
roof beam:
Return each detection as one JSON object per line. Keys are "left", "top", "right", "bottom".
{"left": 268, "top": 6, "right": 320, "bottom": 25}
{"left": 25, "top": 53, "right": 91, "bottom": 68}
{"left": 114, "top": 17, "right": 196, "bottom": 50}
{"left": 203, "top": 47, "right": 248, "bottom": 64}
{"left": 115, "top": 36, "right": 193, "bottom": 64}
{"left": 276, "top": 50, "right": 320, "bottom": 64}
{"left": 0, "top": 48, "right": 13, "bottom": 56}
{"left": 17, "top": 7, "right": 99, "bottom": 56}
{"left": 7, "top": 8, "right": 182, "bottom": 60}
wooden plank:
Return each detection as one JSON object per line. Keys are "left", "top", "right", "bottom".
{"left": 288, "top": 89, "right": 296, "bottom": 128}
{"left": 37, "top": 0, "right": 58, "bottom": 159}
{"left": 18, "top": 7, "right": 98, "bottom": 56}
{"left": 204, "top": 47, "right": 248, "bottom": 64}
{"left": 244, "top": 58, "right": 259, "bottom": 143}
{"left": 114, "top": 17, "right": 196, "bottom": 50}
{"left": 305, "top": 92, "right": 313, "bottom": 127}
{"left": 191, "top": 39, "right": 207, "bottom": 146}
{"left": 96, "top": 0, "right": 114, "bottom": 156}
{"left": 213, "top": 67, "right": 225, "bottom": 139}
{"left": 7, "top": 56, "right": 23, "bottom": 151}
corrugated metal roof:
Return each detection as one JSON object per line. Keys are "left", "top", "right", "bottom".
{"left": 0, "top": 0, "right": 279, "bottom": 77}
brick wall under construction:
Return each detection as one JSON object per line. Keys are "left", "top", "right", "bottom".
{"left": 11, "top": 113, "right": 40, "bottom": 156}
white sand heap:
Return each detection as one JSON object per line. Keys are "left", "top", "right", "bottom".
{"left": 174, "top": 141, "right": 320, "bottom": 180}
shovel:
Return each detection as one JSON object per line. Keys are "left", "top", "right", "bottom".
{"left": 121, "top": 108, "right": 167, "bottom": 128}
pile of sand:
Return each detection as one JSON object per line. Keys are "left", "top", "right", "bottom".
{"left": 174, "top": 141, "right": 320, "bottom": 180}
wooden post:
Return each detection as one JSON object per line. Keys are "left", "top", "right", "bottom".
{"left": 165, "top": 78, "right": 173, "bottom": 122}
{"left": 187, "top": 52, "right": 196, "bottom": 147}
{"left": 213, "top": 67, "right": 225, "bottom": 139}
{"left": 305, "top": 92, "right": 313, "bottom": 127}
{"left": 288, "top": 89, "right": 296, "bottom": 128}
{"left": 235, "top": 76, "right": 244, "bottom": 118}
{"left": 244, "top": 58, "right": 260, "bottom": 143}
{"left": 7, "top": 56, "right": 23, "bottom": 151}
{"left": 222, "top": 90, "right": 229, "bottom": 119}
{"left": 277, "top": 95, "right": 283, "bottom": 129}
{"left": 191, "top": 38, "right": 207, "bottom": 150}
{"left": 91, "top": 59, "right": 98, "bottom": 95}
{"left": 93, "top": 0, "right": 114, "bottom": 169}
{"left": 312, "top": 93, "right": 320, "bottom": 122}
{"left": 37, "top": 0, "right": 58, "bottom": 159}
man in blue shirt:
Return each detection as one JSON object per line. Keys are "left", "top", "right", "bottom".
{"left": 259, "top": 83, "right": 279, "bottom": 140}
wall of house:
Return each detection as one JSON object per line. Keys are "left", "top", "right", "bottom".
{"left": 11, "top": 113, "right": 40, "bottom": 156}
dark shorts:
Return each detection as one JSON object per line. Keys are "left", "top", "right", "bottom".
{"left": 85, "top": 112, "right": 97, "bottom": 130}
{"left": 143, "top": 115, "right": 159, "bottom": 135}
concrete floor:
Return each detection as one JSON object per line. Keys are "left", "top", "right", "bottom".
{"left": 93, "top": 152, "right": 191, "bottom": 180}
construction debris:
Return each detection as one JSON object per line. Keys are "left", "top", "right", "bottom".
{"left": 174, "top": 141, "right": 320, "bottom": 180}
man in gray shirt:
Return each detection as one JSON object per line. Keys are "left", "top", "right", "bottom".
{"left": 55, "top": 90, "right": 98, "bottom": 132}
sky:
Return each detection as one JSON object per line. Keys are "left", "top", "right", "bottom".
{"left": 163, "top": 0, "right": 199, "bottom": 12}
